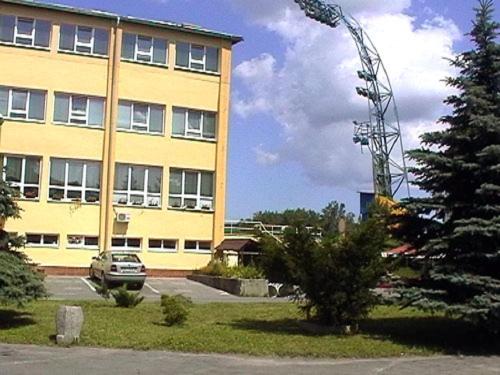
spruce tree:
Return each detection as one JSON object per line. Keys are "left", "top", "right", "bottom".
{"left": 396, "top": 0, "right": 500, "bottom": 330}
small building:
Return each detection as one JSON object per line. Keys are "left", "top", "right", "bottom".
{"left": 0, "top": 0, "right": 242, "bottom": 274}
{"left": 215, "top": 239, "right": 262, "bottom": 267}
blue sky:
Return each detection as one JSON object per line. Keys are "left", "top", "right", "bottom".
{"left": 39, "top": 0, "right": 498, "bottom": 219}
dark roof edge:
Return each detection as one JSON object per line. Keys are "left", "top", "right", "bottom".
{"left": 1, "top": 0, "right": 243, "bottom": 44}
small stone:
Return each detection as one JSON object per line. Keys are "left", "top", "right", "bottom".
{"left": 55, "top": 305, "right": 84, "bottom": 345}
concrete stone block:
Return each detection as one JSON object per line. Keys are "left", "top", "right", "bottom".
{"left": 55, "top": 305, "right": 84, "bottom": 345}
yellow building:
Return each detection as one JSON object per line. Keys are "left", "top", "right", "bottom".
{"left": 0, "top": 0, "right": 242, "bottom": 274}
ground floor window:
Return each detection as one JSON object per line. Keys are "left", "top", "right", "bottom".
{"left": 67, "top": 235, "right": 99, "bottom": 249}
{"left": 111, "top": 237, "right": 141, "bottom": 251}
{"left": 148, "top": 239, "right": 177, "bottom": 252}
{"left": 25, "top": 233, "right": 59, "bottom": 247}
{"left": 184, "top": 240, "right": 211, "bottom": 253}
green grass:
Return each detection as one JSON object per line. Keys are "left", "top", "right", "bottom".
{"left": 0, "top": 301, "right": 498, "bottom": 358}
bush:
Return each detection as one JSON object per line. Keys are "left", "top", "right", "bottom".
{"left": 161, "top": 294, "right": 192, "bottom": 326}
{"left": 223, "top": 265, "right": 264, "bottom": 279}
{"left": 111, "top": 286, "right": 144, "bottom": 308}
{"left": 194, "top": 259, "right": 226, "bottom": 276}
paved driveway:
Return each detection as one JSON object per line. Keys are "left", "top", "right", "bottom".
{"left": 1, "top": 344, "right": 500, "bottom": 375}
{"left": 45, "top": 276, "right": 283, "bottom": 303}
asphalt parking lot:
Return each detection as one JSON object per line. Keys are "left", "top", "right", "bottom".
{"left": 45, "top": 276, "right": 284, "bottom": 303}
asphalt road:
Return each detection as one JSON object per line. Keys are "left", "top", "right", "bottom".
{"left": 1, "top": 344, "right": 499, "bottom": 375}
{"left": 45, "top": 276, "right": 284, "bottom": 303}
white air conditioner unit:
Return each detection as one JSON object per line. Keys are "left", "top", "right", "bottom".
{"left": 116, "top": 212, "right": 131, "bottom": 223}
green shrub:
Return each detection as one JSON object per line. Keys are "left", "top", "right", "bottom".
{"left": 160, "top": 294, "right": 192, "bottom": 326}
{"left": 194, "top": 259, "right": 226, "bottom": 276}
{"left": 95, "top": 283, "right": 110, "bottom": 300}
{"left": 223, "top": 265, "right": 264, "bottom": 279}
{"left": 111, "top": 286, "right": 144, "bottom": 308}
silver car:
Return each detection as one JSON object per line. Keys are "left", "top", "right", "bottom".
{"left": 90, "top": 251, "right": 146, "bottom": 289}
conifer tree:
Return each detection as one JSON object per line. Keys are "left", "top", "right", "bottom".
{"left": 396, "top": 0, "right": 500, "bottom": 330}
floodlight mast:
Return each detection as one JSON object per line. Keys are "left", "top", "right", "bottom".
{"left": 294, "top": 0, "right": 410, "bottom": 198}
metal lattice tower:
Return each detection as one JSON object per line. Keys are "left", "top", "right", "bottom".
{"left": 294, "top": 0, "right": 410, "bottom": 198}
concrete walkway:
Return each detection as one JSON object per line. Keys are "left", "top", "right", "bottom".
{"left": 0, "top": 344, "right": 499, "bottom": 375}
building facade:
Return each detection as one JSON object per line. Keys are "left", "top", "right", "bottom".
{"left": 0, "top": 0, "right": 242, "bottom": 273}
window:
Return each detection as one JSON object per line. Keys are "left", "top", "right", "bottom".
{"left": 0, "top": 15, "right": 51, "bottom": 48}
{"left": 111, "top": 237, "right": 141, "bottom": 251}
{"left": 172, "top": 107, "right": 216, "bottom": 140}
{"left": 59, "top": 24, "right": 108, "bottom": 56}
{"left": 2, "top": 155, "right": 41, "bottom": 199}
{"left": 148, "top": 239, "right": 177, "bottom": 252}
{"left": 184, "top": 240, "right": 211, "bottom": 253}
{"left": 118, "top": 101, "right": 164, "bottom": 134}
{"left": 0, "top": 86, "right": 46, "bottom": 121}
{"left": 121, "top": 33, "right": 167, "bottom": 65}
{"left": 175, "top": 42, "right": 219, "bottom": 73}
{"left": 49, "top": 158, "right": 101, "bottom": 203}
{"left": 25, "top": 233, "right": 59, "bottom": 247}
{"left": 54, "top": 93, "right": 104, "bottom": 127}
{"left": 113, "top": 164, "right": 162, "bottom": 207}
{"left": 67, "top": 235, "right": 99, "bottom": 249}
{"left": 168, "top": 169, "right": 214, "bottom": 210}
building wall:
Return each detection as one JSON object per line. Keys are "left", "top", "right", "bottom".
{"left": 0, "top": 2, "right": 235, "bottom": 270}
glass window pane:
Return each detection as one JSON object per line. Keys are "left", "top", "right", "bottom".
{"left": 68, "top": 161, "right": 83, "bottom": 187}
{"left": 130, "top": 166, "right": 145, "bottom": 191}
{"left": 147, "top": 167, "right": 161, "bottom": 194}
{"left": 88, "top": 98, "right": 104, "bottom": 126}
{"left": 203, "top": 113, "right": 216, "bottom": 138}
{"left": 86, "top": 162, "right": 100, "bottom": 189}
{"left": 5, "top": 157, "right": 22, "bottom": 182}
{"left": 175, "top": 42, "right": 189, "bottom": 67}
{"left": 149, "top": 105, "right": 163, "bottom": 133}
{"left": 130, "top": 195, "right": 144, "bottom": 205}
{"left": 54, "top": 94, "right": 69, "bottom": 123}
{"left": 34, "top": 19, "right": 51, "bottom": 47}
{"left": 0, "top": 87, "right": 8, "bottom": 116}
{"left": 169, "top": 197, "right": 181, "bottom": 207}
{"left": 191, "top": 45, "right": 204, "bottom": 62}
{"left": 11, "top": 90, "right": 27, "bottom": 111}
{"left": 184, "top": 172, "right": 198, "bottom": 195}
{"left": 137, "top": 35, "right": 152, "bottom": 53}
{"left": 72, "top": 96, "right": 86, "bottom": 113}
{"left": 93, "top": 28, "right": 108, "bottom": 55}
{"left": 169, "top": 170, "right": 182, "bottom": 194}
{"left": 85, "top": 190, "right": 99, "bottom": 203}
{"left": 133, "top": 104, "right": 148, "bottom": 125}
{"left": 85, "top": 236, "right": 98, "bottom": 247}
{"left": 188, "top": 110, "right": 201, "bottom": 130}
{"left": 201, "top": 172, "right": 213, "bottom": 197}
{"left": 127, "top": 238, "right": 141, "bottom": 248}
{"left": 121, "top": 33, "right": 135, "bottom": 60}
{"left": 199, "top": 242, "right": 211, "bottom": 251}
{"left": 149, "top": 239, "right": 162, "bottom": 248}
{"left": 114, "top": 164, "right": 129, "bottom": 190}
{"left": 185, "top": 241, "right": 197, "bottom": 250}
{"left": 26, "top": 234, "right": 41, "bottom": 244}
{"left": 164, "top": 240, "right": 176, "bottom": 250}
{"left": 0, "top": 15, "right": 15, "bottom": 43}
{"left": 206, "top": 47, "right": 219, "bottom": 72}
{"left": 112, "top": 238, "right": 126, "bottom": 247}
{"left": 76, "top": 26, "right": 92, "bottom": 44}
{"left": 50, "top": 159, "right": 65, "bottom": 186}
{"left": 152, "top": 38, "right": 167, "bottom": 64}
{"left": 24, "top": 158, "right": 40, "bottom": 184}
{"left": 172, "top": 108, "right": 185, "bottom": 135}
{"left": 16, "top": 18, "right": 33, "bottom": 45}
{"left": 118, "top": 102, "right": 131, "bottom": 129}
{"left": 43, "top": 235, "right": 58, "bottom": 245}
{"left": 28, "top": 91, "right": 45, "bottom": 120}
{"left": 59, "top": 24, "right": 75, "bottom": 50}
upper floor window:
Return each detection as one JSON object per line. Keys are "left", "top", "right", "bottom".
{"left": 0, "top": 15, "right": 51, "bottom": 48}
{"left": 59, "top": 24, "right": 108, "bottom": 56}
{"left": 169, "top": 169, "right": 214, "bottom": 210}
{"left": 0, "top": 86, "right": 46, "bottom": 121}
{"left": 118, "top": 101, "right": 164, "bottom": 134}
{"left": 54, "top": 93, "right": 105, "bottom": 128}
{"left": 113, "top": 164, "right": 162, "bottom": 208}
{"left": 172, "top": 107, "right": 216, "bottom": 140}
{"left": 175, "top": 42, "right": 219, "bottom": 73}
{"left": 122, "top": 33, "right": 167, "bottom": 65}
{"left": 2, "top": 155, "right": 41, "bottom": 199}
{"left": 49, "top": 158, "right": 101, "bottom": 203}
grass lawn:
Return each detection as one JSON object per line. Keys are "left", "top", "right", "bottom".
{"left": 0, "top": 301, "right": 498, "bottom": 358}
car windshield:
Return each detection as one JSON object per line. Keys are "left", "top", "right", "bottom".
{"left": 111, "top": 254, "right": 140, "bottom": 263}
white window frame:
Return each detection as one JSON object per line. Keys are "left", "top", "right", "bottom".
{"left": 173, "top": 107, "right": 217, "bottom": 140}
{"left": 48, "top": 159, "right": 101, "bottom": 203}
{"left": 14, "top": 17, "right": 35, "bottom": 46}
{"left": 189, "top": 44, "right": 206, "bottom": 70}
{"left": 2, "top": 87, "right": 45, "bottom": 121}
{"left": 118, "top": 101, "right": 164, "bottom": 134}
{"left": 113, "top": 164, "right": 162, "bottom": 208}
{"left": 184, "top": 240, "right": 212, "bottom": 254}
{"left": 54, "top": 93, "right": 104, "bottom": 128}
{"left": 111, "top": 237, "right": 142, "bottom": 251}
{"left": 168, "top": 169, "right": 214, "bottom": 211}
{"left": 67, "top": 235, "right": 99, "bottom": 250}
{"left": 25, "top": 233, "right": 59, "bottom": 248}
{"left": 2, "top": 155, "right": 41, "bottom": 200}
{"left": 74, "top": 25, "right": 94, "bottom": 54}
{"left": 148, "top": 239, "right": 177, "bottom": 253}
{"left": 135, "top": 35, "right": 153, "bottom": 62}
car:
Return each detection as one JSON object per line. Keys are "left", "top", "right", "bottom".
{"left": 90, "top": 251, "right": 146, "bottom": 290}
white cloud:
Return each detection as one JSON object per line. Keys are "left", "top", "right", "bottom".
{"left": 254, "top": 145, "right": 280, "bottom": 165}
{"left": 232, "top": 1, "right": 461, "bottom": 190}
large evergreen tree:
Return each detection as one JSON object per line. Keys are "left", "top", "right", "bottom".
{"left": 396, "top": 0, "right": 500, "bottom": 330}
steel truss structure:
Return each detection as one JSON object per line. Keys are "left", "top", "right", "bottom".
{"left": 295, "top": 0, "right": 410, "bottom": 197}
